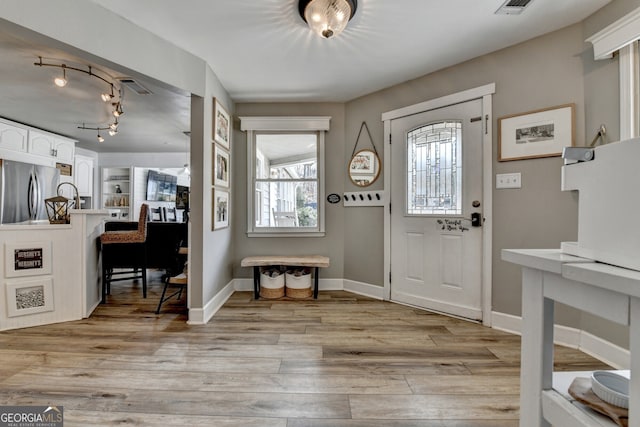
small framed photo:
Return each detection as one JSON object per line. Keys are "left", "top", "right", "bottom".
{"left": 214, "top": 144, "right": 230, "bottom": 188}
{"left": 6, "top": 277, "right": 54, "bottom": 317}
{"left": 213, "top": 98, "right": 231, "bottom": 149}
{"left": 498, "top": 103, "right": 575, "bottom": 161}
{"left": 213, "top": 188, "right": 229, "bottom": 230}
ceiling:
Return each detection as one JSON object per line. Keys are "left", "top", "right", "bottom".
{"left": 0, "top": 0, "right": 610, "bottom": 153}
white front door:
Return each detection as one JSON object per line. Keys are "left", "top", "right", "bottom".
{"left": 390, "top": 99, "right": 484, "bottom": 320}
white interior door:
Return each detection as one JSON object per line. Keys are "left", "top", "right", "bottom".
{"left": 390, "top": 99, "right": 484, "bottom": 320}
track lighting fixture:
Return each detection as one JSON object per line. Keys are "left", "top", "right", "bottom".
{"left": 54, "top": 67, "right": 68, "bottom": 87}
{"left": 78, "top": 123, "right": 117, "bottom": 143}
{"left": 35, "top": 57, "right": 128, "bottom": 145}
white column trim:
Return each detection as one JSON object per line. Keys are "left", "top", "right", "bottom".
{"left": 619, "top": 43, "right": 639, "bottom": 140}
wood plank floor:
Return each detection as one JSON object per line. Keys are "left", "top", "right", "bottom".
{"left": 0, "top": 272, "right": 611, "bottom": 426}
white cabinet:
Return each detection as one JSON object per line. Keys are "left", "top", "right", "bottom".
{"left": 0, "top": 120, "right": 28, "bottom": 152}
{"left": 28, "top": 130, "right": 75, "bottom": 163}
{"left": 102, "top": 167, "right": 131, "bottom": 220}
{"left": 74, "top": 155, "right": 94, "bottom": 198}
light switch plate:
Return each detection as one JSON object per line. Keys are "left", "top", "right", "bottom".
{"left": 496, "top": 172, "right": 521, "bottom": 189}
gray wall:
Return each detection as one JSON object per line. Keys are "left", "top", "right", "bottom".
{"left": 233, "top": 103, "right": 346, "bottom": 281}
{"left": 345, "top": 24, "right": 587, "bottom": 319}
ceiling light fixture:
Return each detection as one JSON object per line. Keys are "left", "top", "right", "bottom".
{"left": 298, "top": 0, "right": 357, "bottom": 39}
{"left": 78, "top": 124, "right": 116, "bottom": 143}
{"left": 36, "top": 57, "right": 128, "bottom": 144}
{"left": 101, "top": 85, "right": 115, "bottom": 102}
{"left": 54, "top": 67, "right": 68, "bottom": 87}
{"left": 113, "top": 102, "right": 124, "bottom": 117}
{"left": 35, "top": 57, "right": 118, "bottom": 97}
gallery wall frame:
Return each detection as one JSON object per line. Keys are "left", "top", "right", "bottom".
{"left": 214, "top": 144, "right": 230, "bottom": 188}
{"left": 498, "top": 103, "right": 575, "bottom": 161}
{"left": 213, "top": 98, "right": 231, "bottom": 149}
{"left": 213, "top": 188, "right": 230, "bottom": 230}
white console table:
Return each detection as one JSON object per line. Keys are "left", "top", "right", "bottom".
{"left": 503, "top": 249, "right": 638, "bottom": 427}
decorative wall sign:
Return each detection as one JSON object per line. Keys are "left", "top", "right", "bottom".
{"left": 326, "top": 193, "right": 341, "bottom": 204}
{"left": 498, "top": 103, "right": 575, "bottom": 161}
{"left": 6, "top": 277, "right": 54, "bottom": 317}
{"left": 4, "top": 241, "right": 52, "bottom": 278}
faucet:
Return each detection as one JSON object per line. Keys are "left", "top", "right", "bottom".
{"left": 57, "top": 182, "right": 81, "bottom": 210}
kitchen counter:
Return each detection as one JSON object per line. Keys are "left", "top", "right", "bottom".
{"left": 0, "top": 209, "right": 108, "bottom": 330}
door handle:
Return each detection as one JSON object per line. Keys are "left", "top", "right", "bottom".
{"left": 471, "top": 212, "right": 483, "bottom": 227}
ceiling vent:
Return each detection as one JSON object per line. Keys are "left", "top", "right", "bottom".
{"left": 495, "top": 0, "right": 533, "bottom": 15}
{"left": 118, "top": 78, "right": 153, "bottom": 95}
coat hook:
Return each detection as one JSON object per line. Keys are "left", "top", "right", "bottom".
{"left": 376, "top": 193, "right": 380, "bottom": 200}
{"left": 359, "top": 194, "right": 364, "bottom": 200}
{"left": 367, "top": 194, "right": 372, "bottom": 200}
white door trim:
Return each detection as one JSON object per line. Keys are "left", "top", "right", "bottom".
{"left": 382, "top": 83, "right": 495, "bottom": 326}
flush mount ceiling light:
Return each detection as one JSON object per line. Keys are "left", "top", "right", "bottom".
{"left": 299, "top": 0, "right": 357, "bottom": 39}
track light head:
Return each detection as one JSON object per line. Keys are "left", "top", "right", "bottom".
{"left": 108, "top": 129, "right": 118, "bottom": 136}
{"left": 112, "top": 102, "right": 124, "bottom": 117}
{"left": 109, "top": 120, "right": 119, "bottom": 131}
{"left": 97, "top": 132, "right": 104, "bottom": 143}
{"left": 54, "top": 67, "right": 67, "bottom": 87}
{"left": 101, "top": 92, "right": 113, "bottom": 102}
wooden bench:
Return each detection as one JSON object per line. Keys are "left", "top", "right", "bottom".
{"left": 240, "top": 255, "right": 330, "bottom": 299}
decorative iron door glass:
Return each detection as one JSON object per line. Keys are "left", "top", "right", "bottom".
{"left": 255, "top": 133, "right": 318, "bottom": 228}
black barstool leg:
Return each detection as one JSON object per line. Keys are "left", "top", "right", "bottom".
{"left": 156, "top": 277, "right": 169, "bottom": 314}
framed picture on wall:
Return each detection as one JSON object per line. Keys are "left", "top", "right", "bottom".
{"left": 498, "top": 103, "right": 575, "bottom": 161}
{"left": 213, "top": 188, "right": 229, "bottom": 230}
{"left": 214, "top": 144, "right": 230, "bottom": 187}
{"left": 213, "top": 98, "right": 231, "bottom": 149}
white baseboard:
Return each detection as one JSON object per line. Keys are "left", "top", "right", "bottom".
{"left": 492, "top": 311, "right": 630, "bottom": 369}
{"left": 343, "top": 279, "right": 384, "bottom": 300}
{"left": 187, "top": 280, "right": 235, "bottom": 325}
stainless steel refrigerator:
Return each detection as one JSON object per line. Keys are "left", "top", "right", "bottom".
{"left": 0, "top": 159, "right": 60, "bottom": 224}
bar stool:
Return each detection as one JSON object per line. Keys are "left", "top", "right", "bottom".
{"left": 100, "top": 204, "right": 149, "bottom": 303}
{"left": 156, "top": 245, "right": 188, "bottom": 314}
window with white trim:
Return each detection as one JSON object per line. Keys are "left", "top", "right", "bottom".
{"left": 240, "top": 117, "right": 329, "bottom": 237}
{"left": 587, "top": 7, "right": 640, "bottom": 139}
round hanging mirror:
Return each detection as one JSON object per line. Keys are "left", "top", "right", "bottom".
{"left": 349, "top": 149, "right": 381, "bottom": 187}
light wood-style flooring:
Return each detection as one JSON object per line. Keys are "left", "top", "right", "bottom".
{"left": 0, "top": 273, "right": 610, "bottom": 426}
